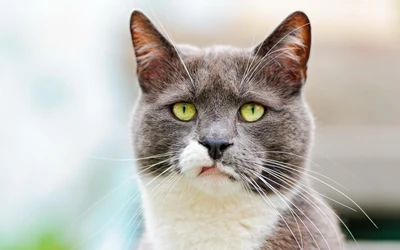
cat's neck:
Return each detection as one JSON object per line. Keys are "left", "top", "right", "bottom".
{"left": 139, "top": 175, "right": 291, "bottom": 250}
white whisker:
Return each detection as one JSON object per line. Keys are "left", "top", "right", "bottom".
{"left": 248, "top": 169, "right": 325, "bottom": 250}
{"left": 242, "top": 23, "right": 310, "bottom": 86}
{"left": 259, "top": 167, "right": 344, "bottom": 249}
{"left": 241, "top": 174, "right": 303, "bottom": 249}
{"left": 89, "top": 152, "right": 175, "bottom": 162}
{"left": 262, "top": 158, "right": 347, "bottom": 190}
{"left": 147, "top": 3, "right": 195, "bottom": 89}
{"left": 268, "top": 168, "right": 356, "bottom": 249}
{"left": 258, "top": 160, "right": 377, "bottom": 229}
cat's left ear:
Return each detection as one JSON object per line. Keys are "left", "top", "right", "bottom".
{"left": 130, "top": 10, "right": 179, "bottom": 92}
{"left": 254, "top": 11, "right": 311, "bottom": 85}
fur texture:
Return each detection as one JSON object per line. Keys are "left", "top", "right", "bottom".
{"left": 129, "top": 10, "right": 344, "bottom": 250}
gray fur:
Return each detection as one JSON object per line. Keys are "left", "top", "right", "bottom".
{"left": 130, "top": 10, "right": 344, "bottom": 250}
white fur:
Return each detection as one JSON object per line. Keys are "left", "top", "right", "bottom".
{"left": 135, "top": 43, "right": 159, "bottom": 68}
{"left": 282, "top": 36, "right": 305, "bottom": 62}
{"left": 139, "top": 140, "right": 291, "bottom": 250}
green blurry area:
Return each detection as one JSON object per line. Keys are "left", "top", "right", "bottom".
{"left": 3, "top": 217, "right": 399, "bottom": 250}
{"left": 342, "top": 216, "right": 400, "bottom": 241}
{"left": 3, "top": 228, "right": 72, "bottom": 250}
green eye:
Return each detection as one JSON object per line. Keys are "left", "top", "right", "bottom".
{"left": 172, "top": 102, "right": 196, "bottom": 121}
{"left": 240, "top": 103, "right": 265, "bottom": 122}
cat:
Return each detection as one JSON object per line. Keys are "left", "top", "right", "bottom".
{"left": 129, "top": 10, "right": 344, "bottom": 250}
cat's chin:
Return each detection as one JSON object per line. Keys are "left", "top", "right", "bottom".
{"left": 193, "top": 179, "right": 241, "bottom": 197}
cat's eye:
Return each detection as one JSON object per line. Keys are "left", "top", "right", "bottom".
{"left": 239, "top": 103, "right": 265, "bottom": 122}
{"left": 172, "top": 102, "right": 196, "bottom": 121}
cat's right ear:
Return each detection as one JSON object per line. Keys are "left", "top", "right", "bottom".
{"left": 130, "top": 10, "right": 178, "bottom": 91}
{"left": 253, "top": 11, "right": 311, "bottom": 86}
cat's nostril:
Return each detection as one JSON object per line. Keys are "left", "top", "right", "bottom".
{"left": 199, "top": 141, "right": 211, "bottom": 150}
{"left": 199, "top": 138, "right": 233, "bottom": 160}
{"left": 219, "top": 143, "right": 230, "bottom": 151}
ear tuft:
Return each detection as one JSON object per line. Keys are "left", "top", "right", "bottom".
{"left": 254, "top": 11, "right": 311, "bottom": 84}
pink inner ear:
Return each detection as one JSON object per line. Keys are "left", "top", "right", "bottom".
{"left": 137, "top": 54, "right": 167, "bottom": 83}
{"left": 134, "top": 41, "right": 165, "bottom": 71}
{"left": 130, "top": 10, "right": 183, "bottom": 88}
{"left": 132, "top": 36, "right": 174, "bottom": 84}
{"left": 132, "top": 27, "right": 166, "bottom": 70}
{"left": 282, "top": 13, "right": 311, "bottom": 67}
{"left": 131, "top": 11, "right": 171, "bottom": 72}
{"left": 269, "top": 14, "right": 311, "bottom": 85}
{"left": 277, "top": 35, "right": 309, "bottom": 84}
{"left": 275, "top": 36, "right": 306, "bottom": 64}
{"left": 263, "top": 12, "right": 311, "bottom": 68}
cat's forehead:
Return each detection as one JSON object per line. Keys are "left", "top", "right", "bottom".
{"left": 182, "top": 45, "right": 253, "bottom": 92}
{"left": 184, "top": 45, "right": 250, "bottom": 70}
{"left": 149, "top": 44, "right": 287, "bottom": 107}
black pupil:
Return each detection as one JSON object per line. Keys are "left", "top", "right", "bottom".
{"left": 251, "top": 105, "right": 255, "bottom": 114}
{"left": 183, "top": 104, "right": 187, "bottom": 113}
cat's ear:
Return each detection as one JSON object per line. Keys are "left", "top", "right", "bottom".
{"left": 130, "top": 10, "right": 178, "bottom": 91}
{"left": 254, "top": 11, "right": 311, "bottom": 85}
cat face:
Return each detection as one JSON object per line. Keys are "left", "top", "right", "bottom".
{"left": 130, "top": 11, "right": 313, "bottom": 196}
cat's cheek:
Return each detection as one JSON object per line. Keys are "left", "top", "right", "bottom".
{"left": 179, "top": 140, "right": 213, "bottom": 177}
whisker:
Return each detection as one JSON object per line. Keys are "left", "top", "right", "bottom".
{"left": 256, "top": 167, "right": 344, "bottom": 249}
{"left": 262, "top": 158, "right": 347, "bottom": 190}
{"left": 258, "top": 161, "right": 377, "bottom": 228}
{"left": 70, "top": 175, "right": 134, "bottom": 228}
{"left": 268, "top": 168, "right": 361, "bottom": 248}
{"left": 72, "top": 190, "right": 140, "bottom": 250}
{"left": 258, "top": 22, "right": 310, "bottom": 64}
{"left": 116, "top": 191, "right": 143, "bottom": 226}
{"left": 135, "top": 157, "right": 177, "bottom": 177}
{"left": 147, "top": 3, "right": 195, "bottom": 89}
{"left": 242, "top": 171, "right": 304, "bottom": 248}
{"left": 242, "top": 47, "right": 299, "bottom": 84}
{"left": 257, "top": 150, "right": 324, "bottom": 169}
{"left": 240, "top": 26, "right": 264, "bottom": 88}
{"left": 155, "top": 174, "right": 183, "bottom": 219}
{"left": 246, "top": 158, "right": 356, "bottom": 211}
{"left": 122, "top": 198, "right": 145, "bottom": 236}
{"left": 248, "top": 169, "right": 325, "bottom": 250}
{"left": 122, "top": 168, "right": 178, "bottom": 244}
{"left": 241, "top": 174, "right": 303, "bottom": 249}
{"left": 126, "top": 216, "right": 144, "bottom": 250}
{"left": 71, "top": 155, "right": 176, "bottom": 249}
{"left": 261, "top": 161, "right": 357, "bottom": 212}
{"left": 240, "top": 180, "right": 258, "bottom": 215}
{"left": 242, "top": 23, "right": 310, "bottom": 85}
{"left": 145, "top": 161, "right": 177, "bottom": 187}
{"left": 88, "top": 152, "right": 175, "bottom": 162}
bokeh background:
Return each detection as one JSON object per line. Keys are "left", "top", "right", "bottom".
{"left": 1, "top": 0, "right": 399, "bottom": 249}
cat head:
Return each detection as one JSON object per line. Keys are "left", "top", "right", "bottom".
{"left": 130, "top": 10, "right": 313, "bottom": 196}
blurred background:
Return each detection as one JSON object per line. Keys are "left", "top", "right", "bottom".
{"left": 1, "top": 0, "right": 399, "bottom": 249}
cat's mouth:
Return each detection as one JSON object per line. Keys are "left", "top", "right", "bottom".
{"left": 199, "top": 166, "right": 227, "bottom": 177}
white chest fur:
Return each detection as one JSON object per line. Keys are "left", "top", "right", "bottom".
{"left": 139, "top": 176, "right": 288, "bottom": 250}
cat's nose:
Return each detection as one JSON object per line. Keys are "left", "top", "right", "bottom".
{"left": 199, "top": 138, "right": 232, "bottom": 160}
